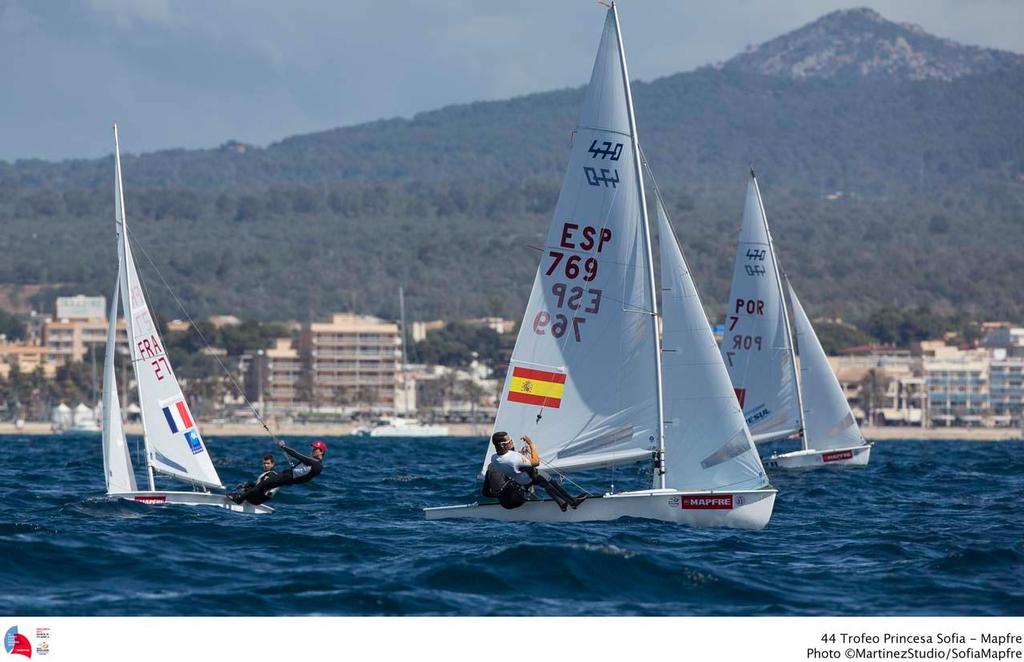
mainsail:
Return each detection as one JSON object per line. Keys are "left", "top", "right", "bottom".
{"left": 721, "top": 174, "right": 801, "bottom": 443}
{"left": 485, "top": 6, "right": 660, "bottom": 474}
{"left": 101, "top": 275, "right": 137, "bottom": 495}
{"left": 788, "top": 282, "right": 866, "bottom": 451}
{"left": 656, "top": 195, "right": 768, "bottom": 492}
{"left": 113, "top": 125, "right": 223, "bottom": 490}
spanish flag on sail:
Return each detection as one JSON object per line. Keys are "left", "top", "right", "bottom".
{"left": 507, "top": 367, "right": 566, "bottom": 408}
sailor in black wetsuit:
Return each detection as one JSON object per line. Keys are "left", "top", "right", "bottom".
{"left": 229, "top": 440, "right": 326, "bottom": 505}
{"left": 230, "top": 453, "right": 280, "bottom": 506}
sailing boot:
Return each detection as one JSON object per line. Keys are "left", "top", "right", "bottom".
{"left": 570, "top": 494, "right": 589, "bottom": 510}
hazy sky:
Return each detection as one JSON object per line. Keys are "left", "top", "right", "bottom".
{"left": 1, "top": 0, "right": 1021, "bottom": 162}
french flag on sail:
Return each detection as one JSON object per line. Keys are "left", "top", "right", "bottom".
{"left": 162, "top": 399, "right": 194, "bottom": 434}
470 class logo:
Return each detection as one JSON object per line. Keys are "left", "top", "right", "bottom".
{"left": 4, "top": 627, "right": 31, "bottom": 659}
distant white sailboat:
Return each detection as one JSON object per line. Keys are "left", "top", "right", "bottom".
{"left": 425, "top": 4, "right": 775, "bottom": 529}
{"left": 722, "top": 171, "right": 870, "bottom": 468}
{"left": 101, "top": 124, "right": 271, "bottom": 513}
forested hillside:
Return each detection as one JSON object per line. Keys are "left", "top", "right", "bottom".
{"left": 1, "top": 9, "right": 1022, "bottom": 326}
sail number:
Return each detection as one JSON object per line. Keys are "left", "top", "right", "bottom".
{"left": 537, "top": 222, "right": 612, "bottom": 343}
{"left": 744, "top": 248, "right": 767, "bottom": 276}
{"left": 584, "top": 139, "right": 624, "bottom": 187}
{"left": 725, "top": 334, "right": 763, "bottom": 366}
{"left": 137, "top": 334, "right": 170, "bottom": 381}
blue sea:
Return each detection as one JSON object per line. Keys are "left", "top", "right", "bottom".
{"left": 1, "top": 435, "right": 1022, "bottom": 616}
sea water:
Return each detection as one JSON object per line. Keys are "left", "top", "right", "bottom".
{"left": 1, "top": 435, "right": 1021, "bottom": 615}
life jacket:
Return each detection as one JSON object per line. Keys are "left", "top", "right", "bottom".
{"left": 482, "top": 466, "right": 527, "bottom": 509}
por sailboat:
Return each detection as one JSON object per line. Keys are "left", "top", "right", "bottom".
{"left": 424, "top": 4, "right": 776, "bottom": 529}
{"left": 721, "top": 172, "right": 870, "bottom": 468}
{"left": 101, "top": 124, "right": 272, "bottom": 513}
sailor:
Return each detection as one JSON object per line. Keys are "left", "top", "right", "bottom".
{"left": 229, "top": 440, "right": 326, "bottom": 505}
{"left": 228, "top": 453, "right": 281, "bottom": 506}
{"left": 483, "top": 431, "right": 586, "bottom": 511}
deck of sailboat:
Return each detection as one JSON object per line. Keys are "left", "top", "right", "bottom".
{"left": 110, "top": 490, "right": 273, "bottom": 514}
{"left": 765, "top": 443, "right": 872, "bottom": 469}
{"left": 424, "top": 488, "right": 777, "bottom": 530}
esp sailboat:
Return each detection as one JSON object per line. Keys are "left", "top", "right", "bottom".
{"left": 424, "top": 4, "right": 775, "bottom": 529}
{"left": 101, "top": 124, "right": 272, "bottom": 513}
{"left": 722, "top": 172, "right": 870, "bottom": 468}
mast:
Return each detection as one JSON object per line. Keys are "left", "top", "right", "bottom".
{"left": 751, "top": 170, "right": 806, "bottom": 450}
{"left": 114, "top": 123, "right": 156, "bottom": 491}
{"left": 399, "top": 285, "right": 409, "bottom": 414}
{"left": 611, "top": 3, "right": 665, "bottom": 488}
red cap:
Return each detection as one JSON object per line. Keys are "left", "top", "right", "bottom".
{"left": 311, "top": 440, "right": 327, "bottom": 453}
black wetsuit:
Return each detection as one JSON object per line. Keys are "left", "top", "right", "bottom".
{"left": 231, "top": 445, "right": 322, "bottom": 504}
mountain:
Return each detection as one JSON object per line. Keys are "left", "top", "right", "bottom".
{"left": 0, "top": 9, "right": 1022, "bottom": 326}
{"left": 721, "top": 7, "right": 1024, "bottom": 81}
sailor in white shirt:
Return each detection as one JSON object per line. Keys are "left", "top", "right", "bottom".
{"left": 484, "top": 431, "right": 587, "bottom": 511}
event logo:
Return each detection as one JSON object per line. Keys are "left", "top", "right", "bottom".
{"left": 822, "top": 450, "right": 854, "bottom": 463}
{"left": 4, "top": 627, "right": 31, "bottom": 659}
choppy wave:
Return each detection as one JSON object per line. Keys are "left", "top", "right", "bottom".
{"left": 1, "top": 435, "right": 1021, "bottom": 615}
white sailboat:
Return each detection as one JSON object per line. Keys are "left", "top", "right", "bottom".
{"left": 101, "top": 124, "right": 271, "bottom": 513}
{"left": 722, "top": 172, "right": 869, "bottom": 468}
{"left": 764, "top": 280, "right": 871, "bottom": 468}
{"left": 424, "top": 4, "right": 776, "bottom": 529}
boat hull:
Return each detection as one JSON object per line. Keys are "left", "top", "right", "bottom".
{"left": 110, "top": 491, "right": 273, "bottom": 514}
{"left": 764, "top": 443, "right": 871, "bottom": 470}
{"left": 424, "top": 488, "right": 776, "bottom": 530}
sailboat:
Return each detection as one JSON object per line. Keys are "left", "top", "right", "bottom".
{"left": 424, "top": 4, "right": 776, "bottom": 529}
{"left": 100, "top": 124, "right": 272, "bottom": 513}
{"left": 721, "top": 172, "right": 870, "bottom": 468}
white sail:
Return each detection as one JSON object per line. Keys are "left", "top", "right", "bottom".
{"left": 101, "top": 274, "right": 137, "bottom": 495}
{"left": 485, "top": 6, "right": 660, "bottom": 474}
{"left": 788, "top": 282, "right": 866, "bottom": 451}
{"left": 656, "top": 196, "right": 768, "bottom": 491}
{"left": 721, "top": 175, "right": 801, "bottom": 443}
{"left": 114, "top": 125, "right": 223, "bottom": 490}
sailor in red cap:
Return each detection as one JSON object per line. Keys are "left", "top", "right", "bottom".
{"left": 229, "top": 439, "right": 327, "bottom": 505}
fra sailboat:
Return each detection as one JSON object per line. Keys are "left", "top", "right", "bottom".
{"left": 424, "top": 4, "right": 776, "bottom": 529}
{"left": 101, "top": 124, "right": 272, "bottom": 513}
{"left": 722, "top": 171, "right": 870, "bottom": 469}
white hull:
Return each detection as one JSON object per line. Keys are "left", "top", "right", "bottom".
{"left": 424, "top": 488, "right": 776, "bottom": 530}
{"left": 764, "top": 443, "right": 871, "bottom": 470}
{"left": 110, "top": 491, "right": 273, "bottom": 514}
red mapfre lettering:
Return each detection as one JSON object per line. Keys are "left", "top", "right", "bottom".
{"left": 681, "top": 495, "right": 734, "bottom": 510}
{"left": 134, "top": 496, "right": 166, "bottom": 504}
{"left": 822, "top": 450, "right": 854, "bottom": 463}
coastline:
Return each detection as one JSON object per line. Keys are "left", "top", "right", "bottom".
{"left": 1, "top": 421, "right": 1020, "bottom": 441}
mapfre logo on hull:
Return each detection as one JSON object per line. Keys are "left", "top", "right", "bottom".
{"left": 134, "top": 496, "right": 166, "bottom": 504}
{"left": 822, "top": 450, "right": 854, "bottom": 463}
{"left": 681, "top": 495, "right": 733, "bottom": 510}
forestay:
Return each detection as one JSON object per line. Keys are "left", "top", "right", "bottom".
{"left": 101, "top": 275, "right": 137, "bottom": 495}
{"left": 485, "top": 7, "right": 659, "bottom": 474}
{"left": 721, "top": 176, "right": 801, "bottom": 442}
{"left": 788, "top": 282, "right": 866, "bottom": 451}
{"left": 656, "top": 196, "right": 768, "bottom": 492}
{"left": 114, "top": 127, "right": 223, "bottom": 490}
